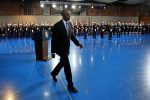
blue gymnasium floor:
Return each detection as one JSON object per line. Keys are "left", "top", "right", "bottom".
{"left": 0, "top": 33, "right": 150, "bottom": 100}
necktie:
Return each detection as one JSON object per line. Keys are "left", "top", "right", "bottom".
{"left": 66, "top": 22, "right": 68, "bottom": 34}
{"left": 66, "top": 21, "right": 71, "bottom": 38}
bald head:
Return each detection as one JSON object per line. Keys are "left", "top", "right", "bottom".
{"left": 61, "top": 9, "right": 71, "bottom": 21}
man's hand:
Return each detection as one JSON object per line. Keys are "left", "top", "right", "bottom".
{"left": 51, "top": 53, "right": 55, "bottom": 58}
{"left": 78, "top": 43, "right": 83, "bottom": 49}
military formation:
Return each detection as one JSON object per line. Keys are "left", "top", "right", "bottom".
{"left": 73, "top": 22, "right": 150, "bottom": 40}
{"left": 0, "top": 23, "right": 52, "bottom": 39}
{"left": 0, "top": 22, "right": 150, "bottom": 40}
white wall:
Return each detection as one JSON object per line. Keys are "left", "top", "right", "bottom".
{"left": 0, "top": 15, "right": 139, "bottom": 26}
{"left": 71, "top": 16, "right": 139, "bottom": 25}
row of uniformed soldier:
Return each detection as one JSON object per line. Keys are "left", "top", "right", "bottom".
{"left": 0, "top": 24, "right": 52, "bottom": 39}
{"left": 0, "top": 22, "right": 150, "bottom": 40}
{"left": 73, "top": 22, "right": 150, "bottom": 40}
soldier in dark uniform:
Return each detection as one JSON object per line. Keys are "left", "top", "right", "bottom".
{"left": 83, "top": 24, "right": 88, "bottom": 39}
{"left": 141, "top": 23, "right": 146, "bottom": 35}
{"left": 122, "top": 23, "right": 126, "bottom": 35}
{"left": 78, "top": 23, "right": 82, "bottom": 36}
{"left": 108, "top": 23, "right": 113, "bottom": 40}
{"left": 93, "top": 23, "right": 97, "bottom": 39}
{"left": 73, "top": 23, "right": 78, "bottom": 36}
{"left": 116, "top": 22, "right": 121, "bottom": 38}
{"left": 100, "top": 22, "right": 105, "bottom": 39}
{"left": 88, "top": 24, "right": 92, "bottom": 36}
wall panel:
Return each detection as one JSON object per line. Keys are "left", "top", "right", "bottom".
{"left": 139, "top": 16, "right": 150, "bottom": 24}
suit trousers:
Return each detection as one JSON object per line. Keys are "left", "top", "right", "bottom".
{"left": 51, "top": 54, "right": 73, "bottom": 86}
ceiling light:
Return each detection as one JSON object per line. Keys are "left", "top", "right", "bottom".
{"left": 72, "top": 4, "right": 76, "bottom": 9}
{"left": 40, "top": 4, "right": 44, "bottom": 8}
{"left": 52, "top": 4, "right": 56, "bottom": 8}
{"left": 65, "top": 5, "right": 68, "bottom": 8}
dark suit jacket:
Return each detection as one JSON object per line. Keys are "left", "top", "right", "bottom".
{"left": 51, "top": 20, "right": 80, "bottom": 56}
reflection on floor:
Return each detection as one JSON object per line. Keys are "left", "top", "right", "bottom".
{"left": 0, "top": 33, "right": 150, "bottom": 100}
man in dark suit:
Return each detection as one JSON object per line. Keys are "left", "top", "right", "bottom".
{"left": 51, "top": 9, "right": 83, "bottom": 93}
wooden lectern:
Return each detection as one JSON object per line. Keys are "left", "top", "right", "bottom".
{"left": 32, "top": 30, "right": 49, "bottom": 61}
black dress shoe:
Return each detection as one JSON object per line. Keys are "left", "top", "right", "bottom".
{"left": 68, "top": 85, "right": 78, "bottom": 93}
{"left": 50, "top": 72, "right": 57, "bottom": 82}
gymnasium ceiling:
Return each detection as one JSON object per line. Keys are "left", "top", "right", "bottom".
{"left": 45, "top": 0, "right": 149, "bottom": 5}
